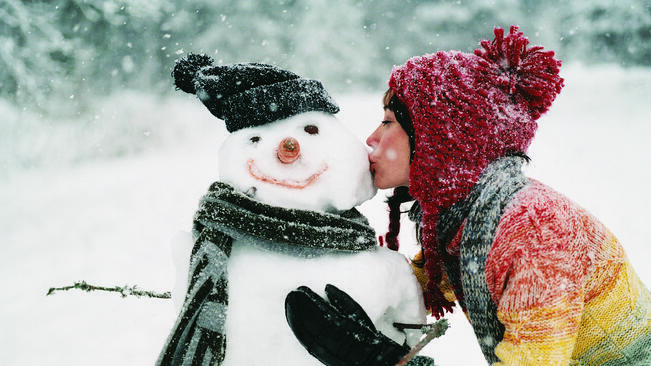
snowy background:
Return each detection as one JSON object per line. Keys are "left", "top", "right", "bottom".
{"left": 2, "top": 1, "right": 651, "bottom": 365}
{"left": 1, "top": 64, "right": 650, "bottom": 365}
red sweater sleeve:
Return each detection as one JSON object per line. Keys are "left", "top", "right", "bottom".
{"left": 484, "top": 181, "right": 595, "bottom": 365}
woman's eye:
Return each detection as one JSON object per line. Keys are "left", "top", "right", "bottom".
{"left": 304, "top": 125, "right": 319, "bottom": 135}
{"left": 381, "top": 120, "right": 392, "bottom": 125}
{"left": 249, "top": 136, "right": 260, "bottom": 143}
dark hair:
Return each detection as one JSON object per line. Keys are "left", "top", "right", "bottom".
{"left": 383, "top": 89, "right": 415, "bottom": 161}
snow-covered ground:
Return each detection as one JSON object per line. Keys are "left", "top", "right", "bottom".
{"left": 1, "top": 64, "right": 650, "bottom": 365}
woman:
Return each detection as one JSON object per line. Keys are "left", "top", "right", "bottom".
{"left": 286, "top": 26, "right": 651, "bottom": 365}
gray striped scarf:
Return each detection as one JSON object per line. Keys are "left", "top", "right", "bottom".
{"left": 156, "top": 181, "right": 377, "bottom": 365}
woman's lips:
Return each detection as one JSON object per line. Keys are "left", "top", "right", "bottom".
{"left": 368, "top": 155, "right": 377, "bottom": 174}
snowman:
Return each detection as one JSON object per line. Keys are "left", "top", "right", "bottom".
{"left": 157, "top": 54, "right": 426, "bottom": 366}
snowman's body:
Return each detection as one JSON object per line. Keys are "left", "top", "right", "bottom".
{"left": 172, "top": 111, "right": 426, "bottom": 365}
{"left": 223, "top": 239, "right": 425, "bottom": 365}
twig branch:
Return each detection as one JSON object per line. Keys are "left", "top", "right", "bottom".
{"left": 46, "top": 280, "right": 171, "bottom": 299}
{"left": 395, "top": 319, "right": 449, "bottom": 366}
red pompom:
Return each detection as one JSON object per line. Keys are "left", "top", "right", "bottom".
{"left": 474, "top": 25, "right": 564, "bottom": 119}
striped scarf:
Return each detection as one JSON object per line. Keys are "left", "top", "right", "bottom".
{"left": 438, "top": 156, "right": 528, "bottom": 364}
{"left": 157, "top": 181, "right": 377, "bottom": 365}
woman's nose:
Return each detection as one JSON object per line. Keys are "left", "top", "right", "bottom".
{"left": 277, "top": 137, "right": 300, "bottom": 164}
{"left": 366, "top": 129, "right": 379, "bottom": 148}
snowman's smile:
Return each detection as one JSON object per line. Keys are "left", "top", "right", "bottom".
{"left": 247, "top": 159, "right": 328, "bottom": 189}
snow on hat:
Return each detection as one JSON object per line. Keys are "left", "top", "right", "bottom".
{"left": 388, "top": 26, "right": 564, "bottom": 318}
{"left": 173, "top": 53, "right": 340, "bottom": 132}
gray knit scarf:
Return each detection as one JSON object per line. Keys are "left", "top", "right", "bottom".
{"left": 437, "top": 156, "right": 528, "bottom": 364}
{"left": 157, "top": 181, "right": 377, "bottom": 366}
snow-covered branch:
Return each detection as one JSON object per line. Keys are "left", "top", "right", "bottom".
{"left": 396, "top": 319, "right": 449, "bottom": 366}
{"left": 46, "top": 280, "right": 171, "bottom": 299}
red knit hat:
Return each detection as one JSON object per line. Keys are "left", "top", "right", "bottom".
{"left": 389, "top": 26, "right": 564, "bottom": 318}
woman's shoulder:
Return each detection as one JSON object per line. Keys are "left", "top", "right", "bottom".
{"left": 488, "top": 178, "right": 602, "bottom": 275}
{"left": 485, "top": 179, "right": 602, "bottom": 302}
{"left": 488, "top": 179, "right": 595, "bottom": 265}
{"left": 500, "top": 178, "right": 591, "bottom": 230}
{"left": 510, "top": 178, "right": 574, "bottom": 209}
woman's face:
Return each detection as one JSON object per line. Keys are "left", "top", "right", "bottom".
{"left": 365, "top": 108, "right": 411, "bottom": 189}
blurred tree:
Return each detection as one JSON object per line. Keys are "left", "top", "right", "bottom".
{"left": 0, "top": 0, "right": 75, "bottom": 109}
{"left": 53, "top": 0, "right": 175, "bottom": 103}
{"left": 560, "top": 0, "right": 651, "bottom": 66}
{"left": 0, "top": 0, "right": 175, "bottom": 111}
{"left": 290, "top": 0, "right": 380, "bottom": 91}
{"left": 181, "top": 0, "right": 296, "bottom": 66}
{"left": 403, "top": 0, "right": 525, "bottom": 55}
{"left": 1, "top": 0, "right": 650, "bottom": 114}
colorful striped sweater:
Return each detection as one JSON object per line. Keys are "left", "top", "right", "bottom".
{"left": 413, "top": 179, "right": 651, "bottom": 365}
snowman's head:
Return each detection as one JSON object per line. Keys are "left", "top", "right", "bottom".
{"left": 171, "top": 55, "right": 374, "bottom": 211}
{"left": 219, "top": 111, "right": 377, "bottom": 212}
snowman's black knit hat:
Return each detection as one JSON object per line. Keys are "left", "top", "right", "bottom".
{"left": 173, "top": 53, "right": 340, "bottom": 132}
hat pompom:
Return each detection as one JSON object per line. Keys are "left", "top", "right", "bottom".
{"left": 474, "top": 25, "right": 564, "bottom": 119}
{"left": 173, "top": 53, "right": 214, "bottom": 94}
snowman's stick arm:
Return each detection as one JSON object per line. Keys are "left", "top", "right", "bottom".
{"left": 394, "top": 319, "right": 449, "bottom": 366}
{"left": 46, "top": 280, "right": 171, "bottom": 299}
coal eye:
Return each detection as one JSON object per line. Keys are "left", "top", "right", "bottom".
{"left": 304, "top": 125, "right": 319, "bottom": 135}
{"left": 249, "top": 136, "right": 260, "bottom": 143}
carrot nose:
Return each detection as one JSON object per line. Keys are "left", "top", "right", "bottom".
{"left": 277, "top": 137, "right": 300, "bottom": 164}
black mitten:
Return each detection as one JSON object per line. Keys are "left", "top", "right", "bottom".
{"left": 285, "top": 284, "right": 410, "bottom": 366}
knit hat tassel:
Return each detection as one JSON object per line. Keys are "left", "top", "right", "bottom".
{"left": 421, "top": 214, "right": 456, "bottom": 319}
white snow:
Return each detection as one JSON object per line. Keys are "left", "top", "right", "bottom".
{"left": 222, "top": 242, "right": 425, "bottom": 365}
{"left": 1, "top": 64, "right": 650, "bottom": 365}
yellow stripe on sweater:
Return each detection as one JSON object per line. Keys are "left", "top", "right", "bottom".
{"left": 573, "top": 258, "right": 651, "bottom": 364}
